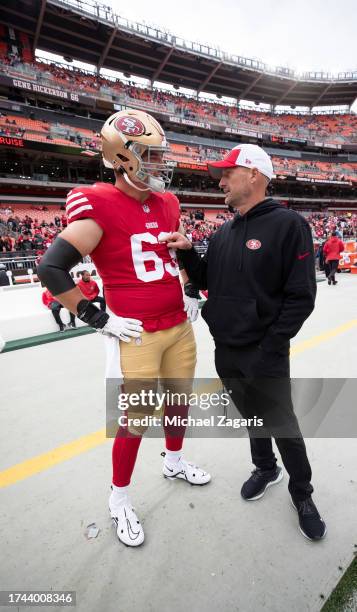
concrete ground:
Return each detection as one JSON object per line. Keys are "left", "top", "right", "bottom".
{"left": 0, "top": 273, "right": 357, "bottom": 612}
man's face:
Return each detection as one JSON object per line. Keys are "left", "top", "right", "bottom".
{"left": 82, "top": 271, "right": 90, "bottom": 282}
{"left": 218, "top": 166, "right": 257, "bottom": 208}
{"left": 141, "top": 148, "right": 166, "bottom": 177}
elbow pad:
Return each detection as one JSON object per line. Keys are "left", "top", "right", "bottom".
{"left": 37, "top": 236, "right": 82, "bottom": 295}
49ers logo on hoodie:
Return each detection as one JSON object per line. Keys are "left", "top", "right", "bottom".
{"left": 246, "top": 239, "right": 261, "bottom": 250}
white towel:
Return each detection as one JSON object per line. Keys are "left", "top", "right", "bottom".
{"left": 103, "top": 307, "right": 123, "bottom": 380}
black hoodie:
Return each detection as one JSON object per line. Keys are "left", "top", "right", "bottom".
{"left": 179, "top": 198, "right": 316, "bottom": 350}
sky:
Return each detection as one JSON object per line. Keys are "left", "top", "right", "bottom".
{"left": 109, "top": 0, "right": 356, "bottom": 74}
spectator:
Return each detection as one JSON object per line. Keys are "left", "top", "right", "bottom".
{"left": 2, "top": 236, "right": 13, "bottom": 252}
{"left": 77, "top": 270, "right": 106, "bottom": 311}
{"left": 42, "top": 288, "right": 76, "bottom": 332}
{"left": 20, "top": 234, "right": 34, "bottom": 251}
{"left": 323, "top": 231, "right": 345, "bottom": 285}
{"left": 0, "top": 263, "right": 9, "bottom": 286}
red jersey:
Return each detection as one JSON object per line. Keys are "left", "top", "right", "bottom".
{"left": 66, "top": 182, "right": 186, "bottom": 332}
{"left": 77, "top": 277, "right": 99, "bottom": 300}
{"left": 323, "top": 237, "right": 344, "bottom": 261}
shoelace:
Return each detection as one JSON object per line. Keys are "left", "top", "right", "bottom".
{"left": 251, "top": 468, "right": 274, "bottom": 481}
{"left": 167, "top": 460, "right": 202, "bottom": 477}
{"left": 298, "top": 499, "right": 316, "bottom": 516}
{"left": 251, "top": 469, "right": 262, "bottom": 481}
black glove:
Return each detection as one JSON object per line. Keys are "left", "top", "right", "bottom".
{"left": 184, "top": 281, "right": 200, "bottom": 299}
{"left": 77, "top": 299, "right": 109, "bottom": 329}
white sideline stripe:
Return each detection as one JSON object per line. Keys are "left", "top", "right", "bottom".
{"left": 66, "top": 197, "right": 89, "bottom": 211}
{"left": 68, "top": 204, "right": 93, "bottom": 219}
{"left": 66, "top": 191, "right": 84, "bottom": 203}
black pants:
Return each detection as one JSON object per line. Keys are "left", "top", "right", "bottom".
{"left": 91, "top": 296, "right": 106, "bottom": 311}
{"left": 50, "top": 302, "right": 75, "bottom": 329}
{"left": 327, "top": 259, "right": 339, "bottom": 282}
{"left": 215, "top": 343, "right": 313, "bottom": 502}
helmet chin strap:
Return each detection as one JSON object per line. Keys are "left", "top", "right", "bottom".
{"left": 123, "top": 172, "right": 151, "bottom": 192}
{"left": 123, "top": 171, "right": 165, "bottom": 193}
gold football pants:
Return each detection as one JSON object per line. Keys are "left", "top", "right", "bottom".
{"left": 119, "top": 320, "right": 196, "bottom": 435}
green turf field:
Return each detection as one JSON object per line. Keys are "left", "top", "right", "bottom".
{"left": 321, "top": 556, "right": 357, "bottom": 612}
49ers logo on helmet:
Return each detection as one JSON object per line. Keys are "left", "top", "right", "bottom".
{"left": 114, "top": 116, "right": 145, "bottom": 136}
{"left": 246, "top": 239, "right": 261, "bottom": 250}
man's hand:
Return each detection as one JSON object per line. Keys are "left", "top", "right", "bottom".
{"left": 97, "top": 315, "right": 143, "bottom": 343}
{"left": 183, "top": 295, "right": 199, "bottom": 323}
{"left": 160, "top": 232, "right": 192, "bottom": 250}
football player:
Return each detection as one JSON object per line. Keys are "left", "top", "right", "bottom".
{"left": 37, "top": 109, "right": 211, "bottom": 547}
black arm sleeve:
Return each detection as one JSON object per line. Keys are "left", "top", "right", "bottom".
{"left": 177, "top": 247, "right": 208, "bottom": 290}
{"left": 37, "top": 236, "right": 82, "bottom": 295}
{"left": 176, "top": 251, "right": 201, "bottom": 297}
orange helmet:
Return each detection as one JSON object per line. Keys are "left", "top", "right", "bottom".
{"left": 100, "top": 109, "right": 174, "bottom": 192}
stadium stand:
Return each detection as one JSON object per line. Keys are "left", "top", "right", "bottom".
{"left": 1, "top": 207, "right": 356, "bottom": 258}
{"left": 1, "top": 51, "right": 357, "bottom": 145}
{"left": 0, "top": 18, "right": 356, "bottom": 281}
{"left": 1, "top": 111, "right": 356, "bottom": 183}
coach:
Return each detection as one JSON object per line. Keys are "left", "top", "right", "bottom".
{"left": 165, "top": 144, "right": 326, "bottom": 541}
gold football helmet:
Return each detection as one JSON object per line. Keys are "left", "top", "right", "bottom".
{"left": 101, "top": 109, "right": 173, "bottom": 192}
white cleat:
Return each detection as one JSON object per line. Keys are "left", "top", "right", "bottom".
{"left": 109, "top": 493, "right": 144, "bottom": 547}
{"left": 162, "top": 454, "right": 211, "bottom": 486}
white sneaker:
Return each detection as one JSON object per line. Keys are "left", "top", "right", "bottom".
{"left": 109, "top": 492, "right": 144, "bottom": 547}
{"left": 162, "top": 454, "right": 211, "bottom": 485}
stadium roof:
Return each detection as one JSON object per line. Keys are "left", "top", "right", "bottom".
{"left": 2, "top": 0, "right": 357, "bottom": 108}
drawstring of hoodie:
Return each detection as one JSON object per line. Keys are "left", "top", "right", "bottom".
{"left": 239, "top": 214, "right": 248, "bottom": 271}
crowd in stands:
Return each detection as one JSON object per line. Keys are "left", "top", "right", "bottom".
{"left": 168, "top": 143, "right": 357, "bottom": 183}
{"left": 307, "top": 213, "right": 356, "bottom": 240}
{"left": 1, "top": 52, "right": 357, "bottom": 145}
{"left": 272, "top": 156, "right": 357, "bottom": 182}
{"left": 0, "top": 111, "right": 100, "bottom": 150}
{"left": 1, "top": 208, "right": 356, "bottom": 260}
{"left": 1, "top": 110, "right": 356, "bottom": 184}
{"left": 181, "top": 210, "right": 357, "bottom": 244}
{"left": 180, "top": 209, "right": 233, "bottom": 243}
{"left": 0, "top": 206, "right": 66, "bottom": 256}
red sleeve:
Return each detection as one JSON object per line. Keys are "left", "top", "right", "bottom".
{"left": 65, "top": 186, "right": 106, "bottom": 231}
{"left": 77, "top": 279, "right": 90, "bottom": 299}
{"left": 339, "top": 240, "right": 345, "bottom": 252}
{"left": 92, "top": 280, "right": 100, "bottom": 297}
{"left": 42, "top": 290, "right": 51, "bottom": 307}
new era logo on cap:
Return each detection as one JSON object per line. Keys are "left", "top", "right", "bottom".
{"left": 207, "top": 144, "right": 274, "bottom": 181}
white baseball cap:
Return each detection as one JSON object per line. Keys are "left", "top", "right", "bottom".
{"left": 207, "top": 144, "right": 274, "bottom": 181}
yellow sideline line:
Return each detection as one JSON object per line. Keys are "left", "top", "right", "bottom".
{"left": 1, "top": 318, "right": 357, "bottom": 489}
{"left": 0, "top": 428, "right": 107, "bottom": 488}
{"left": 290, "top": 319, "right": 357, "bottom": 356}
